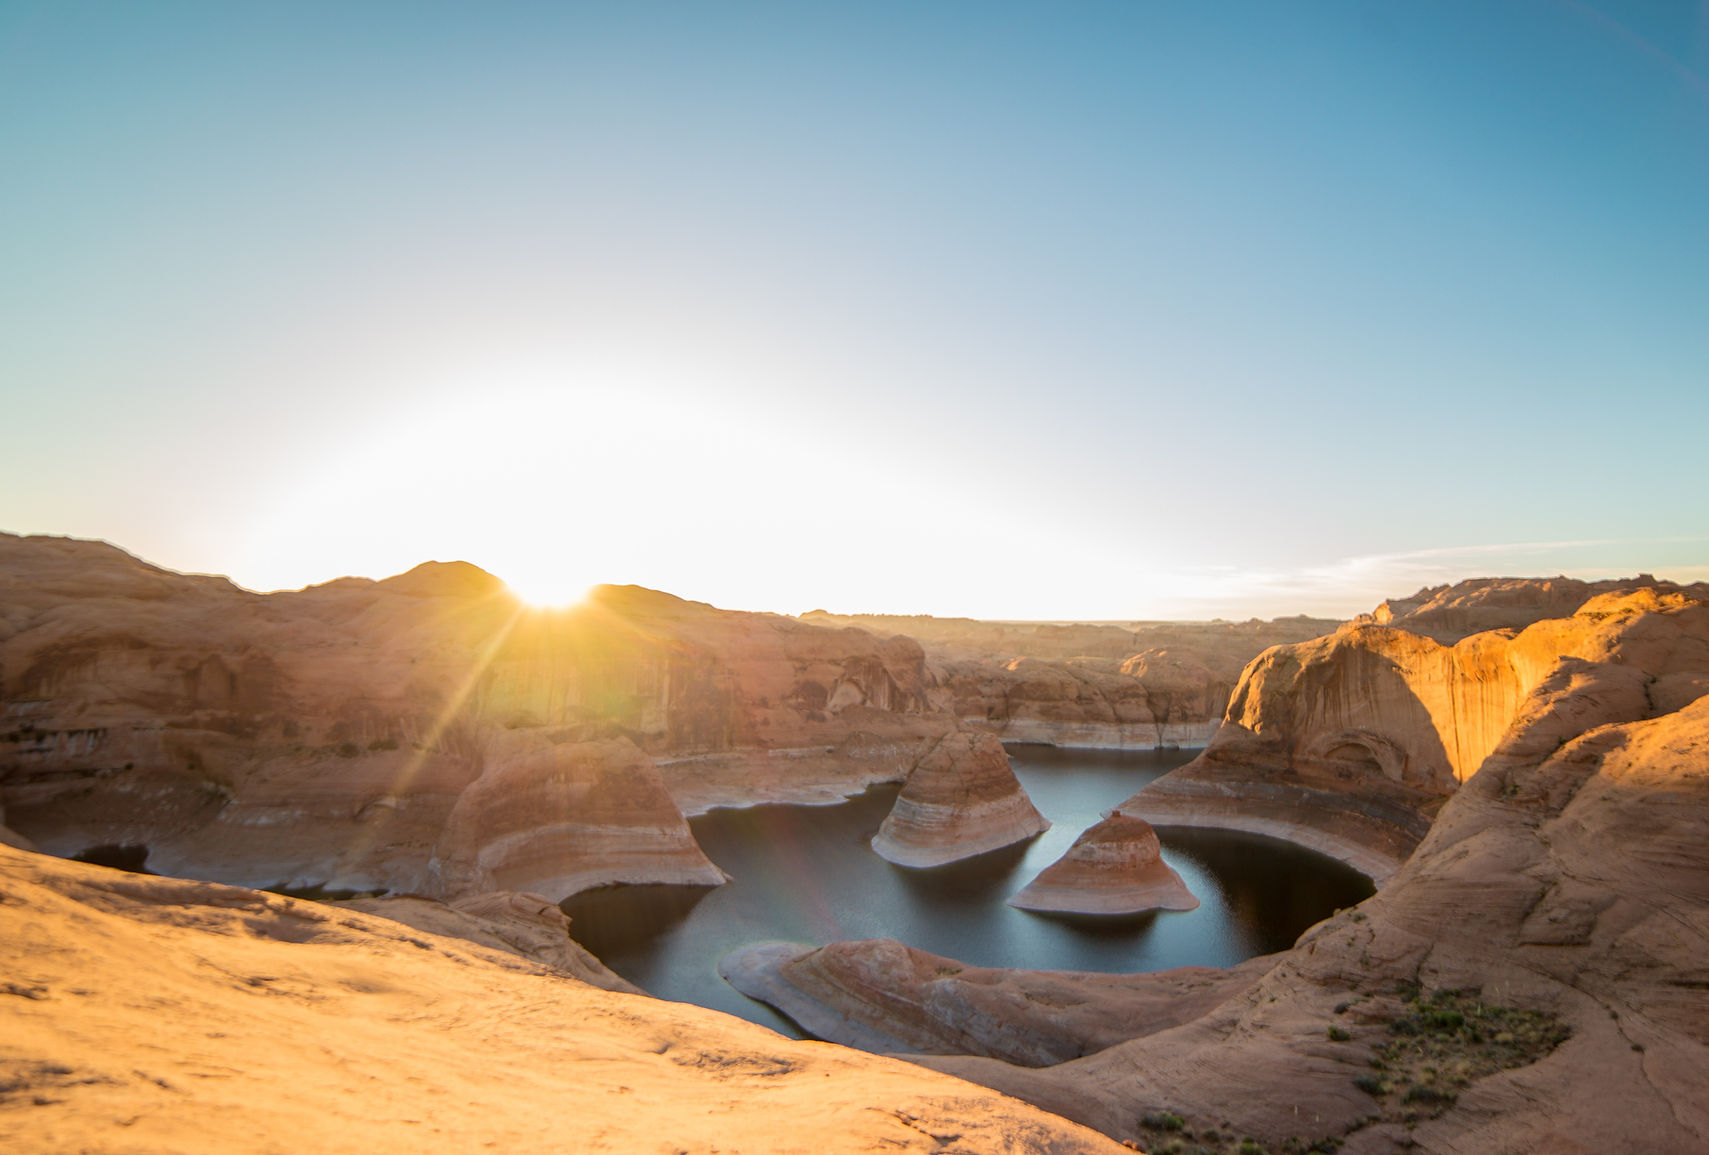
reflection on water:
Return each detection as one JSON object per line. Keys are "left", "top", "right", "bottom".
{"left": 887, "top": 839, "right": 1036, "bottom": 902}
{"left": 562, "top": 745, "right": 1373, "bottom": 1035}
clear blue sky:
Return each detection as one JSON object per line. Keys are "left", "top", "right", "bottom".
{"left": 2, "top": 1, "right": 1706, "bottom": 618}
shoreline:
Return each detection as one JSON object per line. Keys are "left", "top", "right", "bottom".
{"left": 1144, "top": 812, "right": 1402, "bottom": 887}
{"left": 658, "top": 739, "right": 1215, "bottom": 817}
{"left": 659, "top": 740, "right": 1409, "bottom": 890}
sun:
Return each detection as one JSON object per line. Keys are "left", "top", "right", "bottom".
{"left": 503, "top": 570, "right": 593, "bottom": 610}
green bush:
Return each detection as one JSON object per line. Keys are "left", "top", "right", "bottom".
{"left": 1357, "top": 988, "right": 1567, "bottom": 1127}
{"left": 1403, "top": 1084, "right": 1456, "bottom": 1105}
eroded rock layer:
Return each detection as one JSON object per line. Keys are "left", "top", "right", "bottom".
{"left": 0, "top": 845, "right": 1125, "bottom": 1155}
{"left": 720, "top": 937, "right": 1272, "bottom": 1067}
{"left": 333, "top": 890, "right": 642, "bottom": 993}
{"left": 806, "top": 604, "right": 1339, "bottom": 748}
{"left": 916, "top": 672, "right": 1709, "bottom": 1153}
{"left": 430, "top": 735, "right": 726, "bottom": 898}
{"left": 1120, "top": 581, "right": 1709, "bottom": 882}
{"left": 1008, "top": 813, "right": 1197, "bottom": 915}
{"left": 0, "top": 533, "right": 956, "bottom": 898}
{"left": 805, "top": 609, "right": 1341, "bottom": 749}
{"left": 870, "top": 730, "right": 1049, "bottom": 867}
{"left": 750, "top": 580, "right": 1709, "bottom": 1153}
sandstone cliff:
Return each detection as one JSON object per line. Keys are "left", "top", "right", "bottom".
{"left": 1358, "top": 574, "right": 1685, "bottom": 642}
{"left": 1119, "top": 580, "right": 1709, "bottom": 882}
{"left": 0, "top": 534, "right": 951, "bottom": 899}
{"left": 933, "top": 654, "right": 1227, "bottom": 749}
{"left": 0, "top": 844, "right": 1125, "bottom": 1155}
{"left": 430, "top": 734, "right": 727, "bottom": 898}
{"left": 870, "top": 730, "right": 1050, "bottom": 867}
{"left": 804, "top": 609, "right": 1341, "bottom": 750}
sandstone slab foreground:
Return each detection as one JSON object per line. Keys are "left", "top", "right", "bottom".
{"left": 0, "top": 845, "right": 1127, "bottom": 1155}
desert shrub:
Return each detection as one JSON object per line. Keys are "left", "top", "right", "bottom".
{"left": 1403, "top": 1084, "right": 1456, "bottom": 1105}
{"left": 1353, "top": 987, "right": 1569, "bottom": 1126}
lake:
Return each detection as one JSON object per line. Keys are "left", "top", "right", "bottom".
{"left": 563, "top": 745, "right": 1374, "bottom": 1036}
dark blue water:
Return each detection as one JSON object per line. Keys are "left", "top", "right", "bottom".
{"left": 563, "top": 745, "right": 1372, "bottom": 1035}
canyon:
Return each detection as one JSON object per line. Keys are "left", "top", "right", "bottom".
{"left": 738, "top": 578, "right": 1709, "bottom": 1153}
{"left": 0, "top": 532, "right": 1324, "bottom": 899}
{"left": 0, "top": 533, "right": 951, "bottom": 899}
{"left": 5, "top": 532, "right": 1709, "bottom": 1153}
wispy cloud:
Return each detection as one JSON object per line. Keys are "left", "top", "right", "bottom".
{"left": 1136, "top": 537, "right": 1709, "bottom": 620}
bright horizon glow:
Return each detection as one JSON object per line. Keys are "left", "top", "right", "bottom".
{"left": 503, "top": 576, "right": 593, "bottom": 611}
{"left": 1, "top": 3, "right": 1705, "bottom": 621}
{"left": 74, "top": 528, "right": 1709, "bottom": 624}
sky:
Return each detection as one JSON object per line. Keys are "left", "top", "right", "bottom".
{"left": 2, "top": 1, "right": 1706, "bottom": 620}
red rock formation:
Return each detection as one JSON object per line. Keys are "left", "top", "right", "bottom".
{"left": 1008, "top": 813, "right": 1198, "bottom": 915}
{"left": 756, "top": 579, "right": 1709, "bottom": 1152}
{"left": 804, "top": 609, "right": 1341, "bottom": 749}
{"left": 0, "top": 533, "right": 951, "bottom": 898}
{"left": 1120, "top": 582, "right": 1709, "bottom": 883}
{"left": 335, "top": 890, "right": 643, "bottom": 993}
{"left": 0, "top": 844, "right": 1127, "bottom": 1155}
{"left": 915, "top": 662, "right": 1709, "bottom": 1153}
{"left": 430, "top": 735, "right": 726, "bottom": 899}
{"left": 870, "top": 730, "right": 1049, "bottom": 867}
{"left": 935, "top": 656, "right": 1213, "bottom": 749}
{"left": 720, "top": 937, "right": 1271, "bottom": 1067}
{"left": 1359, "top": 574, "right": 1687, "bottom": 642}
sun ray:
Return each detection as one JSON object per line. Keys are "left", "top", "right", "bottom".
{"left": 337, "top": 596, "right": 528, "bottom": 881}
